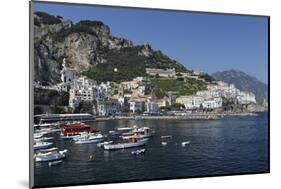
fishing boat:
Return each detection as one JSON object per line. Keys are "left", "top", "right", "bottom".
{"left": 97, "top": 141, "right": 113, "bottom": 147}
{"left": 35, "top": 149, "right": 68, "bottom": 162}
{"left": 103, "top": 138, "right": 148, "bottom": 150}
{"left": 181, "top": 141, "right": 190, "bottom": 146}
{"left": 74, "top": 133, "right": 105, "bottom": 144}
{"left": 131, "top": 148, "right": 145, "bottom": 155}
{"left": 34, "top": 142, "right": 53, "bottom": 150}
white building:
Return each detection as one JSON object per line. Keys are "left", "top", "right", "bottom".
{"left": 145, "top": 101, "right": 159, "bottom": 113}
{"left": 145, "top": 68, "right": 176, "bottom": 78}
{"left": 97, "top": 99, "right": 121, "bottom": 116}
{"left": 60, "top": 58, "right": 79, "bottom": 83}
{"left": 129, "top": 101, "right": 145, "bottom": 113}
{"left": 202, "top": 97, "right": 223, "bottom": 109}
{"left": 237, "top": 92, "right": 256, "bottom": 104}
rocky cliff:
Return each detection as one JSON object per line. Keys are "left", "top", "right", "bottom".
{"left": 33, "top": 12, "right": 187, "bottom": 84}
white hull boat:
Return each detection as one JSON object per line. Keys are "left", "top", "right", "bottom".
{"left": 34, "top": 142, "right": 53, "bottom": 150}
{"left": 74, "top": 138, "right": 104, "bottom": 144}
{"left": 35, "top": 137, "right": 54, "bottom": 142}
{"left": 181, "top": 141, "right": 190, "bottom": 146}
{"left": 35, "top": 149, "right": 68, "bottom": 162}
{"left": 74, "top": 133, "right": 105, "bottom": 144}
{"left": 48, "top": 160, "right": 63, "bottom": 167}
{"left": 103, "top": 139, "right": 147, "bottom": 150}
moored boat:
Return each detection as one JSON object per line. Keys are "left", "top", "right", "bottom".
{"left": 121, "top": 126, "right": 154, "bottom": 139}
{"left": 48, "top": 160, "right": 63, "bottom": 167}
{"left": 103, "top": 138, "right": 147, "bottom": 150}
{"left": 34, "top": 136, "right": 54, "bottom": 142}
{"left": 181, "top": 141, "right": 190, "bottom": 146}
{"left": 35, "top": 149, "right": 68, "bottom": 162}
{"left": 34, "top": 142, "right": 53, "bottom": 150}
{"left": 60, "top": 124, "right": 95, "bottom": 139}
{"left": 74, "top": 133, "right": 105, "bottom": 144}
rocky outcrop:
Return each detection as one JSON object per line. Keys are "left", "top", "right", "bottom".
{"left": 33, "top": 12, "right": 187, "bottom": 85}
{"left": 34, "top": 12, "right": 133, "bottom": 84}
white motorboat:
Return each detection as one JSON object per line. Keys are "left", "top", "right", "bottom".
{"left": 161, "top": 142, "right": 168, "bottom": 146}
{"left": 103, "top": 139, "right": 147, "bottom": 150}
{"left": 131, "top": 148, "right": 145, "bottom": 155}
{"left": 74, "top": 133, "right": 105, "bottom": 144}
{"left": 35, "top": 149, "right": 68, "bottom": 162}
{"left": 33, "top": 133, "right": 44, "bottom": 139}
{"left": 48, "top": 160, "right": 63, "bottom": 167}
{"left": 34, "top": 137, "right": 54, "bottom": 142}
{"left": 34, "top": 142, "right": 53, "bottom": 150}
{"left": 181, "top": 141, "right": 190, "bottom": 146}
{"left": 38, "top": 147, "right": 58, "bottom": 153}
{"left": 121, "top": 126, "right": 154, "bottom": 139}
{"left": 97, "top": 141, "right": 113, "bottom": 147}
{"left": 117, "top": 126, "right": 135, "bottom": 131}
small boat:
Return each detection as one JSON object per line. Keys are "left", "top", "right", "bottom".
{"left": 104, "top": 139, "right": 147, "bottom": 150}
{"left": 38, "top": 147, "right": 58, "bottom": 153}
{"left": 161, "top": 142, "right": 167, "bottom": 146}
{"left": 121, "top": 126, "right": 154, "bottom": 139}
{"left": 74, "top": 133, "right": 105, "bottom": 144}
{"left": 117, "top": 127, "right": 135, "bottom": 131}
{"left": 33, "top": 133, "right": 44, "bottom": 139}
{"left": 35, "top": 149, "right": 68, "bottom": 162}
{"left": 181, "top": 141, "right": 190, "bottom": 146}
{"left": 48, "top": 160, "right": 63, "bottom": 167}
{"left": 131, "top": 149, "right": 145, "bottom": 155}
{"left": 34, "top": 142, "right": 53, "bottom": 150}
{"left": 34, "top": 137, "right": 54, "bottom": 142}
{"left": 97, "top": 141, "right": 113, "bottom": 147}
{"left": 161, "top": 135, "right": 172, "bottom": 139}
{"left": 60, "top": 124, "right": 92, "bottom": 139}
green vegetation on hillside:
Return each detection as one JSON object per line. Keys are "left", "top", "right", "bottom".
{"left": 48, "top": 20, "right": 105, "bottom": 42}
{"left": 82, "top": 45, "right": 189, "bottom": 83}
{"left": 146, "top": 50, "right": 187, "bottom": 73}
{"left": 34, "top": 12, "right": 61, "bottom": 25}
{"left": 83, "top": 47, "right": 147, "bottom": 83}
{"left": 151, "top": 78, "right": 207, "bottom": 98}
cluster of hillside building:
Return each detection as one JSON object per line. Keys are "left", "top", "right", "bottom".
{"left": 34, "top": 58, "right": 257, "bottom": 116}
{"left": 176, "top": 81, "right": 256, "bottom": 110}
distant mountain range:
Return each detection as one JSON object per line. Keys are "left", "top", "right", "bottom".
{"left": 212, "top": 70, "right": 268, "bottom": 104}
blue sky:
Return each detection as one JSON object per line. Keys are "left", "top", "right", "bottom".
{"left": 33, "top": 2, "right": 269, "bottom": 83}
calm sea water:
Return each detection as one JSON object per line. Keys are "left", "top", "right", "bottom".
{"left": 34, "top": 112, "right": 269, "bottom": 187}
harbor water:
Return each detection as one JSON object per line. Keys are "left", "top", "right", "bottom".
{"left": 34, "top": 112, "right": 269, "bottom": 187}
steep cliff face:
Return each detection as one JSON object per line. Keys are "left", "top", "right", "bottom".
{"left": 33, "top": 12, "right": 133, "bottom": 84}
{"left": 33, "top": 12, "right": 187, "bottom": 85}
